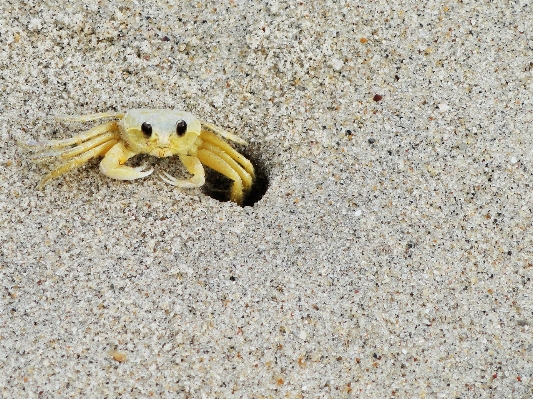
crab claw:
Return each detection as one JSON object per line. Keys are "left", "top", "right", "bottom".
{"left": 99, "top": 142, "right": 154, "bottom": 180}
{"left": 132, "top": 163, "right": 153, "bottom": 174}
{"left": 158, "top": 170, "right": 204, "bottom": 188}
{"left": 101, "top": 164, "right": 153, "bottom": 180}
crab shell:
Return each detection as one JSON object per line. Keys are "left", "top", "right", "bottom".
{"left": 120, "top": 109, "right": 203, "bottom": 158}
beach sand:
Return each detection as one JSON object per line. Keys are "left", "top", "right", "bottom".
{"left": 1, "top": 1, "right": 533, "bottom": 397}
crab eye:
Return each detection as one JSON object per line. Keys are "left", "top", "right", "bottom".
{"left": 141, "top": 122, "right": 152, "bottom": 137}
{"left": 176, "top": 120, "right": 187, "bottom": 136}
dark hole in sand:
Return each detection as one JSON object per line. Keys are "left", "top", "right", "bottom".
{"left": 201, "top": 147, "right": 269, "bottom": 207}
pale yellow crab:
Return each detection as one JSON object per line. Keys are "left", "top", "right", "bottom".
{"left": 19, "top": 109, "right": 255, "bottom": 205}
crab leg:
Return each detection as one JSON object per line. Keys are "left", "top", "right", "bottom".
{"left": 199, "top": 141, "right": 253, "bottom": 192}
{"left": 38, "top": 140, "right": 118, "bottom": 189}
{"left": 200, "top": 121, "right": 248, "bottom": 145}
{"left": 99, "top": 141, "right": 153, "bottom": 180}
{"left": 200, "top": 130, "right": 255, "bottom": 179}
{"left": 159, "top": 155, "right": 205, "bottom": 189}
{"left": 30, "top": 131, "right": 121, "bottom": 162}
{"left": 55, "top": 112, "right": 125, "bottom": 122}
{"left": 19, "top": 121, "right": 119, "bottom": 150}
{"left": 196, "top": 148, "right": 244, "bottom": 204}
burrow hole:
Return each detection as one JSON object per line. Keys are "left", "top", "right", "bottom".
{"left": 201, "top": 145, "right": 269, "bottom": 207}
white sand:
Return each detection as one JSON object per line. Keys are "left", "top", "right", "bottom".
{"left": 1, "top": 1, "right": 533, "bottom": 397}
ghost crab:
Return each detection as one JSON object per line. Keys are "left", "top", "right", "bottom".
{"left": 19, "top": 109, "right": 255, "bottom": 205}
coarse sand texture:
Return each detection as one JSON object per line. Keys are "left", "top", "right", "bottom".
{"left": 1, "top": 1, "right": 533, "bottom": 397}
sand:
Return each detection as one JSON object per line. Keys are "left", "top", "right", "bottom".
{"left": 1, "top": 1, "right": 533, "bottom": 397}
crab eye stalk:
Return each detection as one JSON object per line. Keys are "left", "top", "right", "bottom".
{"left": 141, "top": 122, "right": 153, "bottom": 137}
{"left": 176, "top": 120, "right": 187, "bottom": 136}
